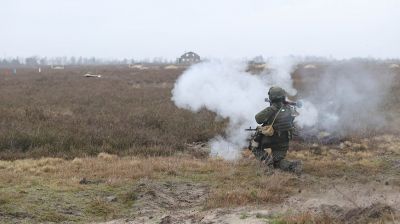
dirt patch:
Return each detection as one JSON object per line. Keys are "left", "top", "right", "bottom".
{"left": 318, "top": 203, "right": 395, "bottom": 223}
{"left": 284, "top": 180, "right": 400, "bottom": 212}
{"left": 101, "top": 178, "right": 400, "bottom": 224}
{"left": 340, "top": 203, "right": 394, "bottom": 224}
{"left": 97, "top": 142, "right": 400, "bottom": 223}
{"left": 102, "top": 179, "right": 209, "bottom": 223}
{"left": 132, "top": 179, "right": 208, "bottom": 211}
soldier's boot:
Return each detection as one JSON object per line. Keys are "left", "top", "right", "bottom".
{"left": 289, "top": 160, "right": 303, "bottom": 176}
{"left": 275, "top": 159, "right": 303, "bottom": 175}
{"left": 275, "top": 159, "right": 291, "bottom": 171}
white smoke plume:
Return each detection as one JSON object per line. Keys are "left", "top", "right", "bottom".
{"left": 297, "top": 60, "right": 395, "bottom": 135}
{"left": 172, "top": 58, "right": 395, "bottom": 159}
{"left": 262, "top": 57, "right": 298, "bottom": 96}
{"left": 172, "top": 59, "right": 300, "bottom": 159}
{"left": 296, "top": 101, "right": 319, "bottom": 128}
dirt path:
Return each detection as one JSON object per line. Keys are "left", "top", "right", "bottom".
{"left": 100, "top": 175, "right": 400, "bottom": 224}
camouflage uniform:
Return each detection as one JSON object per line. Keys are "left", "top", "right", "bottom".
{"left": 251, "top": 87, "right": 301, "bottom": 173}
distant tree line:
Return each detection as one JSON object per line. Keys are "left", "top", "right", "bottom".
{"left": 0, "top": 56, "right": 174, "bottom": 67}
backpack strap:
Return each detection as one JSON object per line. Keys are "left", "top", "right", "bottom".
{"left": 270, "top": 106, "right": 283, "bottom": 126}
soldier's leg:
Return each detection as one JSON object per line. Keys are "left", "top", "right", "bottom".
{"left": 251, "top": 147, "right": 267, "bottom": 161}
{"left": 271, "top": 142, "right": 303, "bottom": 174}
{"left": 271, "top": 142, "right": 289, "bottom": 170}
{"left": 252, "top": 134, "right": 276, "bottom": 162}
{"left": 250, "top": 134, "right": 267, "bottom": 161}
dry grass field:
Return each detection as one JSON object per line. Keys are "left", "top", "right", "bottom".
{"left": 0, "top": 66, "right": 225, "bottom": 160}
{"left": 0, "top": 63, "right": 399, "bottom": 223}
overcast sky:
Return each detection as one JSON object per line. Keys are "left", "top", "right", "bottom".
{"left": 1, "top": 0, "right": 399, "bottom": 59}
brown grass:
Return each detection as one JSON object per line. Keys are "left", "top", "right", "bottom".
{"left": 0, "top": 146, "right": 398, "bottom": 222}
{"left": 1, "top": 63, "right": 399, "bottom": 223}
{"left": 276, "top": 212, "right": 335, "bottom": 224}
{"left": 288, "top": 148, "right": 388, "bottom": 178}
{"left": 0, "top": 66, "right": 226, "bottom": 159}
{"left": 0, "top": 154, "right": 299, "bottom": 209}
{"left": 1, "top": 63, "right": 399, "bottom": 159}
{"left": 205, "top": 171, "right": 295, "bottom": 208}
{"left": 0, "top": 155, "right": 219, "bottom": 184}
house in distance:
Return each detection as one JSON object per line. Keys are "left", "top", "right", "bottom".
{"left": 176, "top": 51, "right": 201, "bottom": 64}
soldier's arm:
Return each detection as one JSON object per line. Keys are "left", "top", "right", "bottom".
{"left": 255, "top": 107, "right": 274, "bottom": 124}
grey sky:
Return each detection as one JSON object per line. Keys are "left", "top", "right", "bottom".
{"left": 1, "top": 0, "right": 399, "bottom": 59}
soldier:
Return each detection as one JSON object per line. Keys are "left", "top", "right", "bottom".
{"left": 251, "top": 86, "right": 302, "bottom": 173}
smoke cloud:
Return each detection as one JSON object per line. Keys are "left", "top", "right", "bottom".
{"left": 298, "top": 61, "right": 395, "bottom": 135}
{"left": 172, "top": 58, "right": 395, "bottom": 159}
{"left": 172, "top": 59, "right": 299, "bottom": 159}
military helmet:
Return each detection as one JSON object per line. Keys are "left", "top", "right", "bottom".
{"left": 268, "top": 86, "right": 286, "bottom": 101}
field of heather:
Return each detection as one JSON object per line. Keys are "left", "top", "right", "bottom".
{"left": 0, "top": 63, "right": 399, "bottom": 223}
